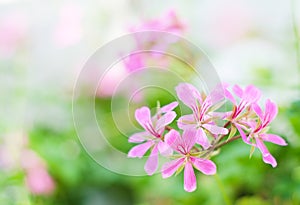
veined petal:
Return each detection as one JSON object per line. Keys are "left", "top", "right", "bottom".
{"left": 184, "top": 161, "right": 197, "bottom": 192}
{"left": 191, "top": 157, "right": 216, "bottom": 175}
{"left": 177, "top": 114, "right": 196, "bottom": 130}
{"left": 252, "top": 103, "right": 264, "bottom": 120}
{"left": 202, "top": 124, "right": 228, "bottom": 135}
{"left": 161, "top": 158, "right": 185, "bottom": 178}
{"left": 164, "top": 129, "right": 181, "bottom": 150}
{"left": 156, "top": 111, "right": 177, "bottom": 130}
{"left": 256, "top": 138, "right": 277, "bottom": 167}
{"left": 158, "top": 141, "right": 173, "bottom": 156}
{"left": 261, "top": 134, "right": 287, "bottom": 146}
{"left": 144, "top": 144, "right": 159, "bottom": 175}
{"left": 196, "top": 128, "right": 210, "bottom": 149}
{"left": 127, "top": 141, "right": 153, "bottom": 158}
{"left": 135, "top": 106, "right": 152, "bottom": 129}
{"left": 265, "top": 99, "right": 278, "bottom": 123}
{"left": 175, "top": 83, "right": 202, "bottom": 109}
{"left": 233, "top": 84, "right": 243, "bottom": 98}
{"left": 160, "top": 101, "right": 178, "bottom": 113}
{"left": 235, "top": 124, "right": 251, "bottom": 145}
{"left": 243, "top": 85, "right": 261, "bottom": 104}
{"left": 128, "top": 131, "right": 149, "bottom": 143}
{"left": 182, "top": 129, "right": 197, "bottom": 152}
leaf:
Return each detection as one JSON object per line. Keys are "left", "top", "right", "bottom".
{"left": 227, "top": 126, "right": 237, "bottom": 142}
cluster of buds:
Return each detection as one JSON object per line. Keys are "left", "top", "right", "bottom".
{"left": 128, "top": 83, "right": 287, "bottom": 192}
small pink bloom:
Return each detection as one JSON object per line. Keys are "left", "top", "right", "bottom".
{"left": 128, "top": 102, "right": 178, "bottom": 175}
{"left": 176, "top": 83, "right": 228, "bottom": 149}
{"left": 162, "top": 129, "right": 216, "bottom": 192}
{"left": 26, "top": 167, "right": 55, "bottom": 195}
{"left": 247, "top": 99, "right": 287, "bottom": 167}
{"left": 225, "top": 84, "right": 262, "bottom": 144}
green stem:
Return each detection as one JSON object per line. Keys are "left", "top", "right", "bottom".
{"left": 214, "top": 174, "right": 232, "bottom": 205}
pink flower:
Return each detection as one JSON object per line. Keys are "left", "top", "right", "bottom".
{"left": 128, "top": 102, "right": 178, "bottom": 175}
{"left": 162, "top": 129, "right": 216, "bottom": 192}
{"left": 225, "top": 84, "right": 261, "bottom": 144}
{"left": 245, "top": 99, "right": 287, "bottom": 167}
{"left": 176, "top": 83, "right": 228, "bottom": 149}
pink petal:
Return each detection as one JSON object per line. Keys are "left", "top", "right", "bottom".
{"left": 144, "top": 145, "right": 159, "bottom": 175}
{"left": 196, "top": 128, "right": 211, "bottom": 149}
{"left": 184, "top": 161, "right": 197, "bottom": 192}
{"left": 261, "top": 134, "right": 287, "bottom": 146}
{"left": 265, "top": 99, "right": 278, "bottom": 123}
{"left": 128, "top": 131, "right": 149, "bottom": 143}
{"left": 161, "top": 158, "right": 185, "bottom": 178}
{"left": 256, "top": 138, "right": 277, "bottom": 167}
{"left": 177, "top": 114, "right": 196, "bottom": 130}
{"left": 160, "top": 101, "right": 178, "bottom": 113}
{"left": 182, "top": 129, "right": 197, "bottom": 152}
{"left": 224, "top": 89, "right": 236, "bottom": 104}
{"left": 243, "top": 85, "right": 261, "bottom": 104}
{"left": 156, "top": 111, "right": 177, "bottom": 130}
{"left": 252, "top": 103, "right": 264, "bottom": 120}
{"left": 232, "top": 84, "right": 243, "bottom": 98}
{"left": 164, "top": 129, "right": 181, "bottom": 150}
{"left": 175, "top": 83, "right": 202, "bottom": 109}
{"left": 202, "top": 124, "right": 228, "bottom": 135}
{"left": 191, "top": 157, "right": 216, "bottom": 175}
{"left": 127, "top": 141, "right": 153, "bottom": 158}
{"left": 135, "top": 106, "right": 152, "bottom": 129}
{"left": 157, "top": 141, "right": 173, "bottom": 156}
{"left": 235, "top": 124, "right": 251, "bottom": 145}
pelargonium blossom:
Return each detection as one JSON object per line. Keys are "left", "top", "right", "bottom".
{"left": 245, "top": 99, "right": 287, "bottom": 167}
{"left": 127, "top": 82, "right": 287, "bottom": 192}
{"left": 176, "top": 83, "right": 228, "bottom": 149}
{"left": 128, "top": 102, "right": 178, "bottom": 175}
{"left": 162, "top": 129, "right": 216, "bottom": 192}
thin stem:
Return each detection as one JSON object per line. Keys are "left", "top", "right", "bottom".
{"left": 214, "top": 135, "right": 241, "bottom": 150}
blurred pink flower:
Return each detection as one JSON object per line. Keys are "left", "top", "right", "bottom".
{"left": 53, "top": 2, "right": 83, "bottom": 47}
{"left": 0, "top": 12, "right": 28, "bottom": 58}
{"left": 22, "top": 150, "right": 55, "bottom": 195}
{"left": 128, "top": 102, "right": 178, "bottom": 175}
{"left": 162, "top": 129, "right": 216, "bottom": 192}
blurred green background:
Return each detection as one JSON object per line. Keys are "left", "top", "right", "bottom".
{"left": 1, "top": 0, "right": 300, "bottom": 204}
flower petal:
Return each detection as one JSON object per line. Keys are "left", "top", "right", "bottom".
{"left": 175, "top": 83, "right": 202, "bottom": 109}
{"left": 261, "top": 134, "right": 287, "bottom": 146}
{"left": 135, "top": 106, "right": 152, "bottom": 129}
{"left": 157, "top": 141, "right": 173, "bottom": 156}
{"left": 160, "top": 101, "right": 178, "bottom": 113}
{"left": 232, "top": 84, "right": 243, "bottom": 98}
{"left": 235, "top": 124, "right": 251, "bottom": 145}
{"left": 161, "top": 158, "right": 185, "bottom": 178}
{"left": 243, "top": 85, "right": 261, "bottom": 104}
{"left": 184, "top": 161, "right": 197, "bottom": 192}
{"left": 127, "top": 141, "right": 153, "bottom": 158}
{"left": 252, "top": 103, "right": 264, "bottom": 120}
{"left": 191, "top": 157, "right": 216, "bottom": 175}
{"left": 144, "top": 144, "right": 159, "bottom": 175}
{"left": 177, "top": 114, "right": 196, "bottom": 130}
{"left": 182, "top": 129, "right": 197, "bottom": 152}
{"left": 196, "top": 128, "right": 211, "bottom": 149}
{"left": 164, "top": 129, "right": 181, "bottom": 150}
{"left": 156, "top": 111, "right": 177, "bottom": 130}
{"left": 202, "top": 124, "right": 228, "bottom": 135}
{"left": 265, "top": 99, "right": 278, "bottom": 123}
{"left": 256, "top": 138, "right": 277, "bottom": 167}
{"left": 128, "top": 131, "right": 149, "bottom": 143}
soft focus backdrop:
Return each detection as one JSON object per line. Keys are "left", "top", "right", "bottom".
{"left": 1, "top": 0, "right": 300, "bottom": 205}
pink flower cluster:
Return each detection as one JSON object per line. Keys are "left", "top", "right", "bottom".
{"left": 128, "top": 83, "right": 287, "bottom": 192}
